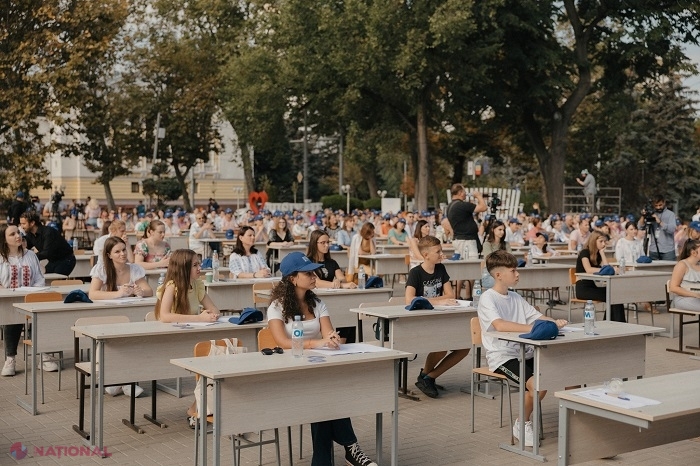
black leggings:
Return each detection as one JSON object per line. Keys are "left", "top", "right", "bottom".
{"left": 576, "top": 281, "right": 626, "bottom": 322}
{"left": 3, "top": 324, "right": 23, "bottom": 358}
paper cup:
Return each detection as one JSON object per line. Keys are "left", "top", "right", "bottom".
{"left": 205, "top": 272, "right": 213, "bottom": 283}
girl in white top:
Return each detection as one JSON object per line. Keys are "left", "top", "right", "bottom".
{"left": 614, "top": 222, "right": 644, "bottom": 264}
{"left": 89, "top": 237, "right": 152, "bottom": 300}
{"left": 0, "top": 225, "right": 45, "bottom": 376}
{"left": 529, "top": 232, "right": 558, "bottom": 261}
{"left": 267, "top": 252, "right": 377, "bottom": 466}
{"left": 669, "top": 239, "right": 700, "bottom": 312}
{"left": 408, "top": 220, "right": 431, "bottom": 269}
{"left": 228, "top": 226, "right": 271, "bottom": 279}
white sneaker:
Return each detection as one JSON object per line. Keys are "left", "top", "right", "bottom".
{"left": 105, "top": 386, "right": 123, "bottom": 396}
{"left": 2, "top": 357, "right": 16, "bottom": 377}
{"left": 123, "top": 384, "right": 144, "bottom": 398}
{"left": 512, "top": 419, "right": 534, "bottom": 447}
{"left": 41, "top": 356, "right": 59, "bottom": 372}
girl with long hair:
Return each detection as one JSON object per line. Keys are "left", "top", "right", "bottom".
{"left": 268, "top": 252, "right": 377, "bottom": 466}
{"left": 306, "top": 230, "right": 356, "bottom": 289}
{"left": 88, "top": 237, "right": 152, "bottom": 300}
{"left": 347, "top": 222, "right": 376, "bottom": 276}
{"left": 229, "top": 226, "right": 271, "bottom": 279}
{"left": 481, "top": 220, "right": 512, "bottom": 258}
{"left": 266, "top": 216, "right": 294, "bottom": 268}
{"left": 0, "top": 224, "right": 45, "bottom": 376}
{"left": 669, "top": 239, "right": 700, "bottom": 312}
{"left": 134, "top": 220, "right": 171, "bottom": 270}
{"left": 408, "top": 219, "right": 431, "bottom": 269}
{"left": 575, "top": 231, "right": 625, "bottom": 322}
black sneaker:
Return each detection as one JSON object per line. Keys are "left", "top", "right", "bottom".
{"left": 415, "top": 375, "right": 439, "bottom": 398}
{"left": 418, "top": 370, "right": 446, "bottom": 391}
{"left": 345, "top": 443, "right": 377, "bottom": 466}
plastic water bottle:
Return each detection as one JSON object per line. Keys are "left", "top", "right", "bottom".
{"left": 576, "top": 243, "right": 583, "bottom": 252}
{"left": 72, "top": 238, "right": 79, "bottom": 253}
{"left": 211, "top": 251, "right": 220, "bottom": 282}
{"left": 292, "top": 315, "right": 304, "bottom": 358}
{"left": 462, "top": 243, "right": 470, "bottom": 260}
{"left": 584, "top": 300, "right": 595, "bottom": 335}
{"left": 157, "top": 272, "right": 165, "bottom": 288}
{"left": 472, "top": 280, "right": 482, "bottom": 308}
{"left": 526, "top": 252, "right": 532, "bottom": 267}
{"left": 358, "top": 265, "right": 366, "bottom": 289}
{"left": 618, "top": 257, "right": 626, "bottom": 275}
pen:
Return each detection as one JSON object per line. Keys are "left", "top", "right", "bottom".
{"left": 618, "top": 396, "right": 630, "bottom": 401}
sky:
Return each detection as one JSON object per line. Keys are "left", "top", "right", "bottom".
{"left": 684, "top": 44, "right": 700, "bottom": 98}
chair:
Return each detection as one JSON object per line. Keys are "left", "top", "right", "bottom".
{"left": 252, "top": 281, "right": 275, "bottom": 310}
{"left": 665, "top": 280, "right": 700, "bottom": 354}
{"left": 72, "top": 315, "right": 134, "bottom": 440}
{"left": 50, "top": 279, "right": 83, "bottom": 286}
{"left": 193, "top": 337, "right": 288, "bottom": 466}
{"left": 143, "top": 311, "right": 157, "bottom": 322}
{"left": 567, "top": 268, "right": 603, "bottom": 323}
{"left": 23, "top": 292, "right": 65, "bottom": 403}
{"left": 469, "top": 317, "right": 514, "bottom": 443}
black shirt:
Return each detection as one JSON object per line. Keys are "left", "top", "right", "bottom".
{"left": 575, "top": 248, "right": 601, "bottom": 287}
{"left": 25, "top": 224, "right": 74, "bottom": 262}
{"left": 8, "top": 200, "right": 28, "bottom": 225}
{"left": 446, "top": 199, "right": 478, "bottom": 240}
{"left": 311, "top": 256, "right": 341, "bottom": 282}
{"left": 406, "top": 263, "right": 451, "bottom": 298}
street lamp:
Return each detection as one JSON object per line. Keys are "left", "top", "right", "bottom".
{"left": 233, "top": 187, "right": 244, "bottom": 210}
{"left": 341, "top": 184, "right": 351, "bottom": 214}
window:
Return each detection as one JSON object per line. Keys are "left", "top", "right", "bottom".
{"left": 131, "top": 182, "right": 140, "bottom": 193}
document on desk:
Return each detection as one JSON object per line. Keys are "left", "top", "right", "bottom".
{"left": 560, "top": 325, "right": 584, "bottom": 332}
{"left": 98, "top": 297, "right": 147, "bottom": 305}
{"left": 308, "top": 343, "right": 393, "bottom": 356}
{"left": 14, "top": 286, "right": 51, "bottom": 292}
{"left": 573, "top": 388, "right": 661, "bottom": 409}
{"left": 433, "top": 300, "right": 473, "bottom": 310}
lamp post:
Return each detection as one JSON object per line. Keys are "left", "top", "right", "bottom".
{"left": 377, "top": 190, "right": 387, "bottom": 214}
{"left": 342, "top": 184, "right": 351, "bottom": 214}
{"left": 233, "top": 187, "right": 244, "bottom": 210}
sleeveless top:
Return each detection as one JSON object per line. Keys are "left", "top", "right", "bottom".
{"left": 679, "top": 260, "right": 700, "bottom": 291}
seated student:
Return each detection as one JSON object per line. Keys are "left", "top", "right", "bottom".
{"left": 478, "top": 250, "right": 567, "bottom": 447}
{"left": 405, "top": 236, "right": 470, "bottom": 398}
{"left": 529, "top": 231, "right": 558, "bottom": 261}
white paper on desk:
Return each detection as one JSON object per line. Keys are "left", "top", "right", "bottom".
{"left": 183, "top": 321, "right": 221, "bottom": 327}
{"left": 14, "top": 286, "right": 50, "bottom": 292}
{"left": 308, "top": 343, "right": 392, "bottom": 356}
{"left": 98, "top": 297, "right": 146, "bottom": 305}
{"left": 433, "top": 299, "right": 473, "bottom": 310}
{"left": 573, "top": 388, "right": 661, "bottom": 409}
{"left": 560, "top": 326, "right": 584, "bottom": 332}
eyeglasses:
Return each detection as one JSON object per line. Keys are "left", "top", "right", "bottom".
{"left": 261, "top": 347, "right": 284, "bottom": 355}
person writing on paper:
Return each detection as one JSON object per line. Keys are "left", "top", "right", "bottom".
{"left": 88, "top": 237, "right": 153, "bottom": 301}
{"left": 228, "top": 226, "right": 272, "bottom": 279}
{"left": 267, "top": 252, "right": 377, "bottom": 466}
{"left": 405, "top": 236, "right": 469, "bottom": 398}
{"left": 154, "top": 249, "right": 220, "bottom": 323}
{"left": 478, "top": 250, "right": 567, "bottom": 447}
{"left": 669, "top": 239, "right": 700, "bottom": 312}
{"left": 0, "top": 225, "right": 50, "bottom": 376}
{"left": 575, "top": 231, "right": 626, "bottom": 322}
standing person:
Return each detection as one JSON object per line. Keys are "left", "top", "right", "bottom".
{"left": 408, "top": 219, "right": 431, "bottom": 269}
{"left": 266, "top": 216, "right": 294, "bottom": 269}
{"left": 85, "top": 198, "right": 102, "bottom": 228}
{"left": 482, "top": 220, "right": 512, "bottom": 258}
{"left": 614, "top": 222, "right": 644, "bottom": 264}
{"left": 638, "top": 194, "right": 678, "bottom": 261}
{"left": 444, "top": 184, "right": 487, "bottom": 299}
{"left": 0, "top": 225, "right": 50, "bottom": 376}
{"left": 267, "top": 252, "right": 377, "bottom": 466}
{"left": 8, "top": 191, "right": 29, "bottom": 226}
{"left": 189, "top": 212, "right": 215, "bottom": 258}
{"left": 405, "top": 236, "right": 469, "bottom": 398}
{"left": 575, "top": 232, "right": 626, "bottom": 322}
{"left": 19, "top": 212, "right": 76, "bottom": 276}
{"left": 478, "top": 250, "right": 567, "bottom": 446}
{"left": 387, "top": 218, "right": 409, "bottom": 245}
{"left": 228, "top": 226, "right": 271, "bottom": 279}
{"left": 134, "top": 220, "right": 172, "bottom": 270}
{"left": 576, "top": 169, "right": 597, "bottom": 213}
{"left": 347, "top": 222, "right": 376, "bottom": 278}
{"left": 669, "top": 240, "right": 700, "bottom": 312}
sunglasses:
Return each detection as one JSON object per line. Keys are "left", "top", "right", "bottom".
{"left": 261, "top": 347, "right": 284, "bottom": 355}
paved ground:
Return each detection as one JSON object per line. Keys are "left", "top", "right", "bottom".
{"left": 1, "top": 295, "right": 699, "bottom": 465}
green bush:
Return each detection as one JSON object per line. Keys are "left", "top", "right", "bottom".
{"left": 321, "top": 194, "right": 363, "bottom": 212}
{"left": 363, "top": 197, "right": 381, "bottom": 210}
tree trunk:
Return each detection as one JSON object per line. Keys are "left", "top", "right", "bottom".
{"left": 243, "top": 144, "right": 255, "bottom": 193}
{"left": 415, "top": 103, "right": 429, "bottom": 211}
{"left": 360, "top": 166, "right": 379, "bottom": 200}
{"left": 174, "top": 167, "right": 192, "bottom": 211}
{"left": 527, "top": 116, "right": 568, "bottom": 214}
{"left": 103, "top": 182, "right": 116, "bottom": 211}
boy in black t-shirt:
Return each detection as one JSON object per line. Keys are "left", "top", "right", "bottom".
{"left": 405, "top": 236, "right": 469, "bottom": 398}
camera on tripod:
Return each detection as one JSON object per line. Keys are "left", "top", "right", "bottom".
{"left": 641, "top": 199, "right": 656, "bottom": 224}
{"left": 489, "top": 192, "right": 501, "bottom": 215}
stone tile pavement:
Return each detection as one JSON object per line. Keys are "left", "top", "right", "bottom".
{"left": 1, "top": 304, "right": 699, "bottom": 465}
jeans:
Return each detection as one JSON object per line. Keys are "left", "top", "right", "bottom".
{"left": 650, "top": 250, "right": 676, "bottom": 261}
{"left": 310, "top": 418, "right": 357, "bottom": 466}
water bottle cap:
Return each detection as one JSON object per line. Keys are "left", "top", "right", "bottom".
{"left": 294, "top": 315, "right": 301, "bottom": 321}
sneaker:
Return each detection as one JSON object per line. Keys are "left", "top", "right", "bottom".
{"left": 344, "top": 443, "right": 377, "bottom": 466}
{"left": 123, "top": 384, "right": 144, "bottom": 398}
{"left": 2, "top": 357, "right": 16, "bottom": 377}
{"left": 105, "top": 386, "right": 123, "bottom": 396}
{"left": 512, "top": 419, "right": 534, "bottom": 447}
{"left": 418, "top": 370, "right": 446, "bottom": 391}
{"left": 187, "top": 415, "right": 197, "bottom": 429}
{"left": 41, "top": 356, "right": 59, "bottom": 372}
{"left": 415, "top": 375, "right": 439, "bottom": 398}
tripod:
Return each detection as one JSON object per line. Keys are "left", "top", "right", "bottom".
{"left": 642, "top": 220, "right": 661, "bottom": 258}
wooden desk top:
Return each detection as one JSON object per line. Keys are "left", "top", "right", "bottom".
{"left": 72, "top": 320, "right": 265, "bottom": 339}
{"left": 488, "top": 321, "right": 664, "bottom": 347}
{"left": 555, "top": 369, "right": 700, "bottom": 422}
{"left": 171, "top": 347, "right": 410, "bottom": 380}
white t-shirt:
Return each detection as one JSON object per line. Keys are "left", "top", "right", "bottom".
{"left": 89, "top": 263, "right": 146, "bottom": 291}
{"left": 93, "top": 234, "right": 110, "bottom": 262}
{"left": 478, "top": 288, "right": 542, "bottom": 371}
{"left": 267, "top": 299, "right": 329, "bottom": 340}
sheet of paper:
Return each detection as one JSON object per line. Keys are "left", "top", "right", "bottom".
{"left": 98, "top": 297, "right": 147, "bottom": 305}
{"left": 176, "top": 321, "right": 221, "bottom": 327}
{"left": 307, "top": 343, "right": 392, "bottom": 356}
{"left": 433, "top": 300, "right": 473, "bottom": 310}
{"left": 14, "top": 286, "right": 51, "bottom": 292}
{"left": 560, "top": 325, "right": 584, "bottom": 332}
{"left": 573, "top": 388, "right": 661, "bottom": 409}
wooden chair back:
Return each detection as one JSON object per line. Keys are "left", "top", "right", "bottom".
{"left": 388, "top": 297, "right": 404, "bottom": 304}
{"left": 25, "top": 292, "right": 63, "bottom": 303}
{"left": 144, "top": 311, "right": 157, "bottom": 322}
{"left": 193, "top": 339, "right": 243, "bottom": 383}
{"left": 257, "top": 327, "right": 277, "bottom": 351}
{"left": 470, "top": 317, "right": 483, "bottom": 347}
{"left": 252, "top": 281, "right": 275, "bottom": 307}
{"left": 568, "top": 268, "right": 577, "bottom": 287}
{"left": 50, "top": 279, "right": 83, "bottom": 286}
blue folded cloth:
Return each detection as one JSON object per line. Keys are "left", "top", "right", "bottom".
{"left": 594, "top": 264, "right": 615, "bottom": 275}
{"left": 636, "top": 255, "right": 652, "bottom": 263}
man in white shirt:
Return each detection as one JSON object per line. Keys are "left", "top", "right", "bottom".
{"left": 505, "top": 218, "right": 525, "bottom": 246}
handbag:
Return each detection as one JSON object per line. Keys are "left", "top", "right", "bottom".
{"left": 373, "top": 318, "right": 389, "bottom": 342}
{"left": 194, "top": 338, "right": 243, "bottom": 416}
